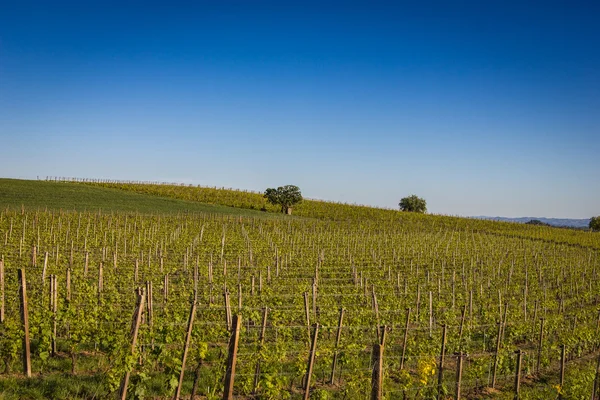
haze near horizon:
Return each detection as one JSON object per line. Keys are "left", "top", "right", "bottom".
{"left": 0, "top": 1, "right": 598, "bottom": 219}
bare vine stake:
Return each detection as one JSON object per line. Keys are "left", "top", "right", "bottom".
{"left": 66, "top": 268, "right": 71, "bottom": 303}
{"left": 42, "top": 252, "right": 49, "bottom": 284}
{"left": 536, "top": 318, "right": 544, "bottom": 374}
{"left": 98, "top": 263, "right": 103, "bottom": 303}
{"left": 119, "top": 289, "right": 145, "bottom": 400}
{"left": 304, "top": 323, "right": 320, "bottom": 400}
{"left": 455, "top": 352, "right": 465, "bottom": 400}
{"left": 164, "top": 274, "right": 169, "bottom": 304}
{"left": 84, "top": 252, "right": 88, "bottom": 277}
{"left": 370, "top": 326, "right": 386, "bottom": 400}
{"left": 304, "top": 292, "right": 311, "bottom": 340}
{"left": 514, "top": 350, "right": 523, "bottom": 400}
{"left": 372, "top": 286, "right": 381, "bottom": 340}
{"left": 437, "top": 324, "right": 447, "bottom": 400}
{"left": 238, "top": 283, "right": 242, "bottom": 311}
{"left": 429, "top": 291, "right": 433, "bottom": 338}
{"left": 458, "top": 305, "right": 467, "bottom": 348}
{"left": 0, "top": 259, "right": 4, "bottom": 323}
{"left": 330, "top": 308, "right": 345, "bottom": 384}
{"left": 18, "top": 269, "right": 32, "bottom": 377}
{"left": 146, "top": 281, "right": 153, "bottom": 327}
{"left": 591, "top": 351, "right": 600, "bottom": 400}
{"left": 312, "top": 280, "right": 318, "bottom": 320}
{"left": 253, "top": 307, "right": 269, "bottom": 394}
{"left": 501, "top": 302, "right": 509, "bottom": 343}
{"left": 173, "top": 297, "right": 197, "bottom": 400}
{"left": 224, "top": 291, "right": 232, "bottom": 331}
{"left": 559, "top": 344, "right": 565, "bottom": 399}
{"left": 492, "top": 322, "right": 502, "bottom": 388}
{"left": 223, "top": 315, "right": 241, "bottom": 400}
{"left": 400, "top": 308, "right": 411, "bottom": 370}
{"left": 51, "top": 275, "right": 58, "bottom": 356}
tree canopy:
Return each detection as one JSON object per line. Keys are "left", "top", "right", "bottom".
{"left": 264, "top": 185, "right": 303, "bottom": 214}
{"left": 399, "top": 195, "right": 427, "bottom": 213}
{"left": 590, "top": 216, "right": 600, "bottom": 231}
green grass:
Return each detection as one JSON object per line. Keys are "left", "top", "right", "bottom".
{"left": 0, "top": 178, "right": 275, "bottom": 217}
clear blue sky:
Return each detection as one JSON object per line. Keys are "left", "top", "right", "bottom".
{"left": 1, "top": 1, "right": 598, "bottom": 218}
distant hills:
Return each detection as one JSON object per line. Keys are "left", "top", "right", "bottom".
{"left": 474, "top": 216, "right": 591, "bottom": 229}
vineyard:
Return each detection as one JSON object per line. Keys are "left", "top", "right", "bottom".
{"left": 0, "top": 179, "right": 599, "bottom": 399}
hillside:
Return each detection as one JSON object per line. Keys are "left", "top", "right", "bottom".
{"left": 63, "top": 178, "right": 599, "bottom": 250}
{"left": 0, "top": 177, "right": 599, "bottom": 399}
{"left": 0, "top": 178, "right": 275, "bottom": 217}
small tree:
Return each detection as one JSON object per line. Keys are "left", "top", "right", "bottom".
{"left": 590, "top": 216, "right": 600, "bottom": 231}
{"left": 264, "top": 185, "right": 302, "bottom": 215}
{"left": 399, "top": 195, "right": 427, "bottom": 213}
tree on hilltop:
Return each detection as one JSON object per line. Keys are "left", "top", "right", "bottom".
{"left": 399, "top": 195, "right": 427, "bottom": 213}
{"left": 264, "top": 185, "right": 302, "bottom": 215}
{"left": 590, "top": 216, "right": 600, "bottom": 231}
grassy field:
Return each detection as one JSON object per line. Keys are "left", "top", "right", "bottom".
{"left": 0, "top": 178, "right": 275, "bottom": 217}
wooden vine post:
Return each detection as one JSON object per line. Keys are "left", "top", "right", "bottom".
{"left": 223, "top": 315, "right": 241, "bottom": 400}
{"left": 492, "top": 322, "right": 502, "bottom": 388}
{"left": 51, "top": 274, "right": 58, "bottom": 356}
{"left": 253, "top": 307, "right": 269, "bottom": 394}
{"left": 330, "top": 307, "right": 345, "bottom": 384}
{"left": 514, "top": 349, "right": 523, "bottom": 400}
{"left": 536, "top": 318, "right": 544, "bottom": 374}
{"left": 173, "top": 297, "right": 197, "bottom": 400}
{"left": 437, "top": 324, "right": 447, "bottom": 400}
{"left": 400, "top": 308, "right": 411, "bottom": 370}
{"left": 371, "top": 325, "right": 386, "bottom": 400}
{"left": 591, "top": 351, "right": 600, "bottom": 400}
{"left": 455, "top": 352, "right": 465, "bottom": 400}
{"left": 559, "top": 344, "right": 565, "bottom": 400}
{"left": 0, "top": 258, "right": 4, "bottom": 323}
{"left": 304, "top": 323, "right": 320, "bottom": 400}
{"left": 19, "top": 269, "right": 32, "bottom": 377}
{"left": 119, "top": 289, "right": 146, "bottom": 400}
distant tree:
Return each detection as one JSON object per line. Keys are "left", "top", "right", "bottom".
{"left": 264, "top": 185, "right": 302, "bottom": 215}
{"left": 526, "top": 219, "right": 550, "bottom": 226}
{"left": 590, "top": 216, "right": 600, "bottom": 231}
{"left": 399, "top": 195, "right": 427, "bottom": 213}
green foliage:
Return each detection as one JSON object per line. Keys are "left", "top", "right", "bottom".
{"left": 399, "top": 194, "right": 427, "bottom": 213}
{"left": 590, "top": 216, "right": 600, "bottom": 231}
{"left": 264, "top": 185, "right": 303, "bottom": 214}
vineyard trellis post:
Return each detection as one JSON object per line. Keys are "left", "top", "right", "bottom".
{"left": 536, "top": 318, "right": 544, "bottom": 374}
{"left": 400, "top": 308, "right": 411, "bottom": 370}
{"left": 492, "top": 321, "right": 502, "bottom": 388}
{"left": 592, "top": 351, "right": 600, "bottom": 400}
{"left": 437, "top": 324, "right": 447, "bottom": 400}
{"left": 253, "top": 307, "right": 268, "bottom": 394}
{"left": 173, "top": 296, "right": 196, "bottom": 400}
{"left": 330, "top": 307, "right": 345, "bottom": 384}
{"left": 559, "top": 344, "right": 565, "bottom": 400}
{"left": 0, "top": 258, "right": 4, "bottom": 323}
{"left": 18, "top": 269, "right": 32, "bottom": 377}
{"left": 119, "top": 288, "right": 145, "bottom": 400}
{"left": 304, "top": 323, "right": 319, "bottom": 400}
{"left": 455, "top": 352, "right": 465, "bottom": 400}
{"left": 514, "top": 349, "right": 523, "bottom": 400}
{"left": 371, "top": 325, "right": 386, "bottom": 400}
{"left": 223, "top": 314, "right": 241, "bottom": 400}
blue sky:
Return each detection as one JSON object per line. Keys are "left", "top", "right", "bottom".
{"left": 1, "top": 1, "right": 598, "bottom": 218}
